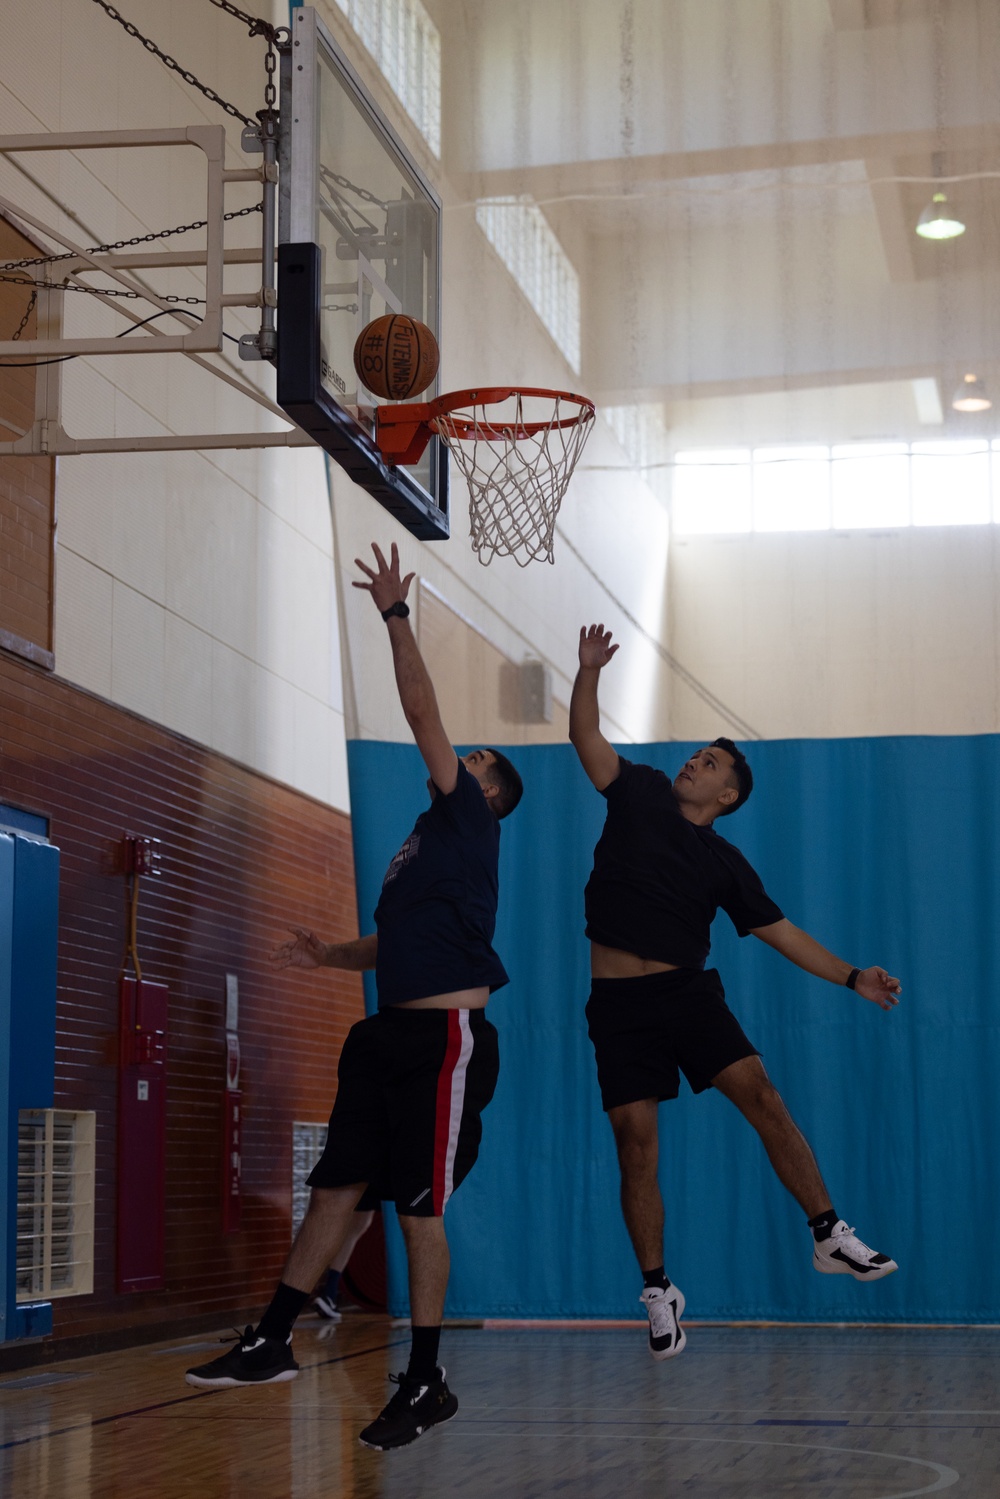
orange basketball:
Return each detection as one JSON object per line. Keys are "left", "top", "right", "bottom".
{"left": 353, "top": 314, "right": 440, "bottom": 401}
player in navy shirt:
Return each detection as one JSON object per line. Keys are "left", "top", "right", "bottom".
{"left": 188, "top": 544, "right": 522, "bottom": 1453}
{"left": 570, "top": 624, "right": 900, "bottom": 1363}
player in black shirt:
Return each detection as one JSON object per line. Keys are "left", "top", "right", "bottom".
{"left": 570, "top": 623, "right": 900, "bottom": 1362}
{"left": 187, "top": 544, "right": 522, "bottom": 1451}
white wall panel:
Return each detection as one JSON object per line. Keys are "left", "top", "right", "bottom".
{"left": 52, "top": 549, "right": 113, "bottom": 700}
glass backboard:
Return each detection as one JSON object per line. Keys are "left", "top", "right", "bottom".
{"left": 277, "top": 7, "right": 447, "bottom": 539}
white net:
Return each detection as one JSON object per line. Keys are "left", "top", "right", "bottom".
{"left": 432, "top": 391, "right": 596, "bottom": 567}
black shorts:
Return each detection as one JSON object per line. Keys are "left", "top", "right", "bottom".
{"left": 307, "top": 1006, "right": 499, "bottom": 1217}
{"left": 585, "top": 967, "right": 759, "bottom": 1111}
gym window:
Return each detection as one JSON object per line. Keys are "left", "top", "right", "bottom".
{"left": 475, "top": 198, "right": 581, "bottom": 374}
{"left": 671, "top": 440, "right": 1000, "bottom": 535}
{"left": 331, "top": 0, "right": 441, "bottom": 156}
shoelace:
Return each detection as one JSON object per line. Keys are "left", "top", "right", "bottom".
{"left": 644, "top": 1292, "right": 678, "bottom": 1339}
{"left": 218, "top": 1325, "right": 259, "bottom": 1349}
{"left": 831, "top": 1224, "right": 877, "bottom": 1258}
{"left": 381, "top": 1371, "right": 427, "bottom": 1414}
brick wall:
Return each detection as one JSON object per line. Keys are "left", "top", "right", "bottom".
{"left": 0, "top": 650, "right": 365, "bottom": 1350}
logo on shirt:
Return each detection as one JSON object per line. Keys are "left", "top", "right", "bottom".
{"left": 383, "top": 833, "right": 421, "bottom": 886}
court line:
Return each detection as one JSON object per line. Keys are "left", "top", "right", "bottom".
{"left": 0, "top": 1338, "right": 408, "bottom": 1454}
{"left": 444, "top": 1425, "right": 961, "bottom": 1497}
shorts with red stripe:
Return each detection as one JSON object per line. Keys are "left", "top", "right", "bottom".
{"left": 307, "top": 1006, "right": 500, "bottom": 1217}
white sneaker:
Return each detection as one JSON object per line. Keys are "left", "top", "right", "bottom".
{"left": 639, "top": 1283, "right": 686, "bottom": 1360}
{"left": 813, "top": 1220, "right": 897, "bottom": 1281}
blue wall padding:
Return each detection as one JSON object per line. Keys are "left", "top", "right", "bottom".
{"left": 346, "top": 736, "right": 998, "bottom": 1323}
{"left": 1, "top": 833, "right": 59, "bottom": 1341}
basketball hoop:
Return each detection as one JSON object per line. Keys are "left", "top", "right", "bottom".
{"left": 376, "top": 387, "right": 596, "bottom": 565}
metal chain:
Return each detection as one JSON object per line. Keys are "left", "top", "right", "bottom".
{"left": 320, "top": 165, "right": 388, "bottom": 211}
{"left": 0, "top": 203, "right": 262, "bottom": 275}
{"left": 207, "top": 0, "right": 286, "bottom": 47}
{"left": 90, "top": 0, "right": 257, "bottom": 127}
{"left": 10, "top": 288, "right": 37, "bottom": 341}
{"left": 0, "top": 272, "right": 205, "bottom": 305}
{"left": 263, "top": 38, "right": 277, "bottom": 111}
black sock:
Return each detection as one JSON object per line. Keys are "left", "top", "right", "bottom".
{"left": 406, "top": 1325, "right": 441, "bottom": 1384}
{"left": 257, "top": 1281, "right": 310, "bottom": 1341}
{"left": 322, "top": 1268, "right": 342, "bottom": 1302}
{"left": 642, "top": 1265, "right": 671, "bottom": 1291}
{"left": 808, "top": 1208, "right": 839, "bottom": 1243}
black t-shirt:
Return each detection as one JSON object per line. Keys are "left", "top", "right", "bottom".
{"left": 374, "top": 760, "right": 508, "bottom": 1007}
{"left": 584, "top": 757, "right": 783, "bottom": 967}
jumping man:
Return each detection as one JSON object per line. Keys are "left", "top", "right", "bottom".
{"left": 186, "top": 543, "right": 523, "bottom": 1451}
{"left": 570, "top": 623, "right": 899, "bottom": 1361}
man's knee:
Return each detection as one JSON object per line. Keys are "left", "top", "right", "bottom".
{"left": 609, "top": 1104, "right": 658, "bottom": 1174}
{"left": 397, "top": 1212, "right": 447, "bottom": 1245}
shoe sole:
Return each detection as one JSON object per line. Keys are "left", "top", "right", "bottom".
{"left": 358, "top": 1396, "right": 459, "bottom": 1451}
{"left": 184, "top": 1368, "right": 299, "bottom": 1389}
{"left": 813, "top": 1254, "right": 898, "bottom": 1282}
{"left": 647, "top": 1286, "right": 687, "bottom": 1362}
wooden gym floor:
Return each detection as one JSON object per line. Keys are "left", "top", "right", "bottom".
{"left": 1, "top": 1313, "right": 996, "bottom": 1497}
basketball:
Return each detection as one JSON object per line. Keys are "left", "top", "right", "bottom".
{"left": 353, "top": 314, "right": 440, "bottom": 401}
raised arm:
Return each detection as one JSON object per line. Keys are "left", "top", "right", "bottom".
{"left": 353, "top": 541, "right": 459, "bottom": 795}
{"left": 751, "top": 917, "right": 901, "bottom": 1012}
{"left": 569, "top": 624, "right": 622, "bottom": 791}
{"left": 271, "top": 928, "right": 378, "bottom": 970}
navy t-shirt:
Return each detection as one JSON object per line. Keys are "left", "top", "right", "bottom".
{"left": 374, "top": 760, "right": 509, "bottom": 1007}
{"left": 584, "top": 757, "right": 783, "bottom": 968}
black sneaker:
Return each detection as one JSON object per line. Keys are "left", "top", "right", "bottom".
{"left": 185, "top": 1326, "right": 299, "bottom": 1388}
{"left": 359, "top": 1366, "right": 458, "bottom": 1451}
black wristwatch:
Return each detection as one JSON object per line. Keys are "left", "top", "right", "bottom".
{"left": 381, "top": 600, "right": 410, "bottom": 622}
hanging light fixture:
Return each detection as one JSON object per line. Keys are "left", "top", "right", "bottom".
{"left": 951, "top": 373, "right": 991, "bottom": 412}
{"left": 915, "top": 192, "right": 966, "bottom": 240}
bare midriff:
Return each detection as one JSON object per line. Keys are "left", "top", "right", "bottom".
{"left": 398, "top": 986, "right": 490, "bottom": 1010}
{"left": 590, "top": 941, "right": 680, "bottom": 979}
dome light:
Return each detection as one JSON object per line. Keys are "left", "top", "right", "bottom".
{"left": 951, "top": 373, "right": 991, "bottom": 413}
{"left": 915, "top": 192, "right": 966, "bottom": 240}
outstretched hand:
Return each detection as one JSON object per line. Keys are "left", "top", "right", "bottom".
{"left": 270, "top": 927, "right": 327, "bottom": 970}
{"left": 855, "top": 966, "right": 902, "bottom": 1012}
{"left": 579, "top": 623, "right": 619, "bottom": 670}
{"left": 353, "top": 541, "right": 415, "bottom": 615}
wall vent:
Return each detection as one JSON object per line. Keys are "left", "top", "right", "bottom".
{"left": 17, "top": 1110, "right": 96, "bottom": 1301}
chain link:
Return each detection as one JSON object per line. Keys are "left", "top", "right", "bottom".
{"left": 90, "top": 0, "right": 257, "bottom": 127}
{"left": 9, "top": 288, "right": 37, "bottom": 342}
{"left": 0, "top": 272, "right": 205, "bottom": 306}
{"left": 0, "top": 203, "right": 263, "bottom": 276}
{"left": 320, "top": 165, "right": 388, "bottom": 211}
{"left": 207, "top": 0, "right": 286, "bottom": 47}
{"left": 264, "top": 41, "right": 277, "bottom": 111}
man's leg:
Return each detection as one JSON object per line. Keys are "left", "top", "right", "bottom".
{"left": 713, "top": 1054, "right": 897, "bottom": 1280}
{"left": 315, "top": 1207, "right": 376, "bottom": 1319}
{"left": 608, "top": 1099, "right": 686, "bottom": 1360}
{"left": 281, "top": 1186, "right": 369, "bottom": 1292}
{"left": 358, "top": 1213, "right": 459, "bottom": 1450}
{"left": 608, "top": 1099, "right": 665, "bottom": 1269}
{"left": 185, "top": 1184, "right": 366, "bottom": 1388}
{"left": 711, "top": 1055, "right": 831, "bottom": 1216}
{"left": 398, "top": 1213, "right": 450, "bottom": 1328}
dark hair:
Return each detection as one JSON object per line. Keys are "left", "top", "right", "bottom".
{"left": 711, "top": 737, "right": 753, "bottom": 816}
{"left": 484, "top": 749, "right": 524, "bottom": 819}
